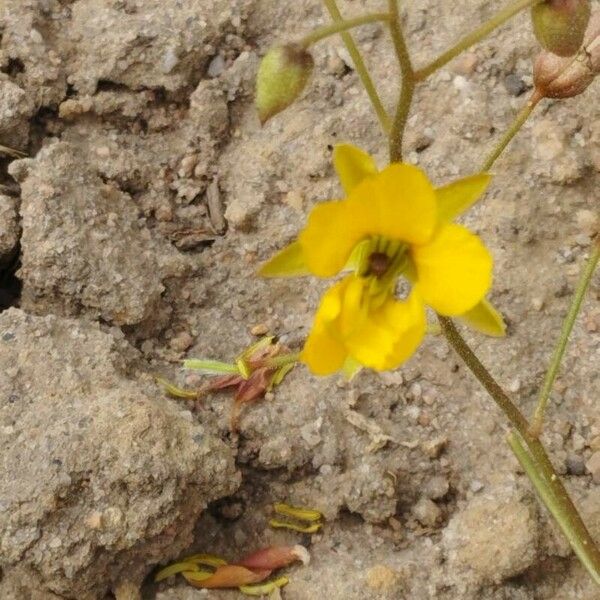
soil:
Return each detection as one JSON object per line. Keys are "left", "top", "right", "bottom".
{"left": 0, "top": 1, "right": 599, "bottom": 599}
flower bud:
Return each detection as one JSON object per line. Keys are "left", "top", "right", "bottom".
{"left": 255, "top": 44, "right": 314, "bottom": 124}
{"left": 534, "top": 11, "right": 600, "bottom": 98}
{"left": 531, "top": 0, "right": 591, "bottom": 57}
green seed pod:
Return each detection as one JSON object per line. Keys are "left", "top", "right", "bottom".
{"left": 531, "top": 0, "right": 591, "bottom": 57}
{"left": 255, "top": 44, "right": 314, "bottom": 125}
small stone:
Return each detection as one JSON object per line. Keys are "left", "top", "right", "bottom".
{"left": 380, "top": 371, "right": 404, "bottom": 386}
{"left": 585, "top": 314, "right": 599, "bottom": 333}
{"left": 424, "top": 475, "right": 450, "bottom": 500}
{"left": 85, "top": 511, "right": 103, "bottom": 530}
{"left": 114, "top": 581, "right": 141, "bottom": 600}
{"left": 365, "top": 564, "right": 400, "bottom": 592}
{"left": 508, "top": 378, "right": 521, "bottom": 393}
{"left": 585, "top": 452, "right": 600, "bottom": 483}
{"left": 250, "top": 323, "right": 269, "bottom": 336}
{"left": 452, "top": 52, "right": 478, "bottom": 76}
{"left": 470, "top": 480, "right": 485, "bottom": 493}
{"left": 503, "top": 73, "right": 527, "bottom": 96}
{"left": 572, "top": 432, "right": 586, "bottom": 451}
{"left": 421, "top": 435, "right": 448, "bottom": 459}
{"left": 207, "top": 54, "right": 226, "bottom": 78}
{"left": 566, "top": 453, "right": 586, "bottom": 476}
{"left": 575, "top": 209, "right": 599, "bottom": 236}
{"left": 412, "top": 497, "right": 442, "bottom": 527}
{"left": 169, "top": 332, "right": 194, "bottom": 352}
{"left": 282, "top": 190, "right": 304, "bottom": 212}
{"left": 178, "top": 155, "right": 198, "bottom": 178}
{"left": 531, "top": 297, "right": 545, "bottom": 311}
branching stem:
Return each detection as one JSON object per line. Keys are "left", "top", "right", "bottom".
{"left": 300, "top": 13, "right": 391, "bottom": 48}
{"left": 414, "top": 0, "right": 544, "bottom": 81}
{"left": 322, "top": 0, "right": 391, "bottom": 132}
{"left": 388, "top": 0, "right": 415, "bottom": 162}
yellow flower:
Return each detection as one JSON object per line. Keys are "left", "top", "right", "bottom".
{"left": 260, "top": 144, "right": 505, "bottom": 375}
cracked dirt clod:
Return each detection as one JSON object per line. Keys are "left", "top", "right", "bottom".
{"left": 67, "top": 0, "right": 249, "bottom": 95}
{"left": 10, "top": 141, "right": 190, "bottom": 330}
{"left": 0, "top": 308, "right": 240, "bottom": 600}
{"left": 0, "top": 194, "right": 20, "bottom": 265}
{"left": 442, "top": 483, "right": 540, "bottom": 587}
{"left": 0, "top": 79, "right": 35, "bottom": 150}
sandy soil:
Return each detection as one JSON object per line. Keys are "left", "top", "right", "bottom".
{"left": 0, "top": 1, "right": 599, "bottom": 599}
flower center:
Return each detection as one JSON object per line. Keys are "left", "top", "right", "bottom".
{"left": 367, "top": 252, "right": 392, "bottom": 278}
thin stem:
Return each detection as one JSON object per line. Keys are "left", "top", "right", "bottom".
{"left": 509, "top": 432, "right": 600, "bottom": 586}
{"left": 439, "top": 315, "right": 600, "bottom": 583}
{"left": 322, "top": 0, "right": 391, "bottom": 133}
{"left": 414, "top": 0, "right": 544, "bottom": 81}
{"left": 300, "top": 13, "right": 391, "bottom": 47}
{"left": 482, "top": 91, "right": 542, "bottom": 171}
{"left": 388, "top": 0, "right": 415, "bottom": 162}
{"left": 531, "top": 241, "right": 600, "bottom": 435}
{"left": 438, "top": 316, "right": 530, "bottom": 433}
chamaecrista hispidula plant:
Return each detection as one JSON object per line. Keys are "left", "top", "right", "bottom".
{"left": 252, "top": 0, "right": 600, "bottom": 590}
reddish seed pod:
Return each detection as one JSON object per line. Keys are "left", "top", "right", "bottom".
{"left": 533, "top": 11, "right": 600, "bottom": 98}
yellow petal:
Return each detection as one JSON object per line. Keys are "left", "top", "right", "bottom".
{"left": 435, "top": 173, "right": 492, "bottom": 222}
{"left": 412, "top": 223, "right": 492, "bottom": 316}
{"left": 259, "top": 241, "right": 310, "bottom": 277}
{"left": 333, "top": 143, "right": 378, "bottom": 195}
{"left": 345, "top": 288, "right": 426, "bottom": 371}
{"left": 301, "top": 280, "right": 349, "bottom": 375}
{"left": 300, "top": 164, "right": 437, "bottom": 277}
{"left": 458, "top": 297, "right": 506, "bottom": 337}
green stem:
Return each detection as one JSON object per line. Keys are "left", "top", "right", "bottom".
{"left": 439, "top": 315, "right": 600, "bottom": 585}
{"left": 482, "top": 91, "right": 542, "bottom": 171}
{"left": 322, "top": 0, "right": 391, "bottom": 133}
{"left": 531, "top": 241, "right": 600, "bottom": 435}
{"left": 300, "top": 13, "right": 391, "bottom": 47}
{"left": 388, "top": 0, "right": 415, "bottom": 162}
{"left": 414, "top": 0, "right": 544, "bottom": 81}
{"left": 508, "top": 432, "right": 600, "bottom": 586}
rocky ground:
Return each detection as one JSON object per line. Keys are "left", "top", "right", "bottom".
{"left": 0, "top": 0, "right": 599, "bottom": 599}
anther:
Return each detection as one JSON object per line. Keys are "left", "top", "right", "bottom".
{"left": 368, "top": 252, "right": 391, "bottom": 277}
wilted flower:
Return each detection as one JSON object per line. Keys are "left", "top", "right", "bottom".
{"left": 158, "top": 337, "right": 297, "bottom": 430}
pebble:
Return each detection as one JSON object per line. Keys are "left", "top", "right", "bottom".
{"left": 585, "top": 452, "right": 600, "bottom": 483}
{"left": 566, "top": 453, "right": 586, "bottom": 476}
{"left": 207, "top": 54, "right": 225, "bottom": 78}
{"left": 507, "top": 378, "right": 521, "bottom": 393}
{"left": 503, "top": 73, "right": 527, "bottom": 96}
{"left": 250, "top": 323, "right": 269, "bottom": 336}
{"left": 572, "top": 432, "right": 586, "bottom": 452}
{"left": 423, "top": 475, "right": 450, "bottom": 500}
{"left": 451, "top": 52, "right": 478, "bottom": 76}
{"left": 169, "top": 332, "right": 194, "bottom": 352}
{"left": 412, "top": 497, "right": 442, "bottom": 527}
{"left": 365, "top": 565, "right": 401, "bottom": 592}
{"left": 531, "top": 297, "right": 545, "bottom": 311}
{"left": 470, "top": 480, "right": 485, "bottom": 493}
{"left": 421, "top": 436, "right": 448, "bottom": 459}
{"left": 576, "top": 209, "right": 599, "bottom": 236}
